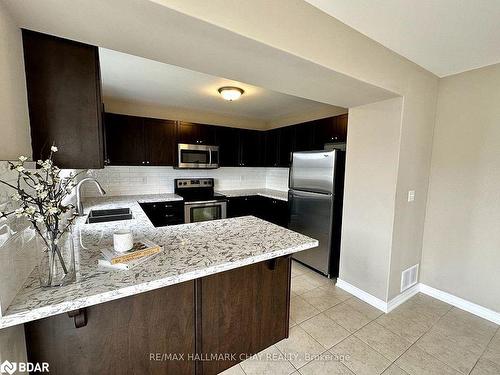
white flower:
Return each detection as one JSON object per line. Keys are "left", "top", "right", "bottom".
{"left": 38, "top": 191, "right": 48, "bottom": 199}
{"left": 34, "top": 213, "right": 44, "bottom": 223}
{"left": 18, "top": 156, "right": 28, "bottom": 162}
{"left": 47, "top": 206, "right": 59, "bottom": 215}
{"left": 16, "top": 165, "right": 25, "bottom": 172}
{"left": 11, "top": 193, "right": 21, "bottom": 201}
{"left": 24, "top": 206, "right": 36, "bottom": 216}
{"left": 51, "top": 146, "right": 58, "bottom": 152}
{"left": 15, "top": 208, "right": 24, "bottom": 217}
{"left": 34, "top": 183, "right": 44, "bottom": 191}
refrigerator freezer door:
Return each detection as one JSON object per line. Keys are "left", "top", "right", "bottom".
{"left": 289, "top": 189, "right": 333, "bottom": 275}
{"left": 289, "top": 151, "right": 336, "bottom": 194}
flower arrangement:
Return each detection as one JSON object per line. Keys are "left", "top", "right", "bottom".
{"left": 0, "top": 146, "right": 81, "bottom": 286}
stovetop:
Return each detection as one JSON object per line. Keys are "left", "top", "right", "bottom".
{"left": 174, "top": 178, "right": 227, "bottom": 203}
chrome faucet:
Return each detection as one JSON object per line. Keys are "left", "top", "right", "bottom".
{"left": 76, "top": 177, "right": 106, "bottom": 216}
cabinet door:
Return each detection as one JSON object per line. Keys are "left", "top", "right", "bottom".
{"left": 228, "top": 196, "right": 265, "bottom": 218}
{"left": 238, "top": 129, "right": 263, "bottom": 167}
{"left": 104, "top": 113, "right": 146, "bottom": 165}
{"left": 25, "top": 282, "right": 195, "bottom": 375}
{"left": 177, "top": 122, "right": 217, "bottom": 145}
{"left": 278, "top": 126, "right": 294, "bottom": 167}
{"left": 336, "top": 114, "right": 348, "bottom": 141}
{"left": 257, "top": 197, "right": 289, "bottom": 227}
{"left": 144, "top": 118, "right": 176, "bottom": 166}
{"left": 22, "top": 30, "right": 104, "bottom": 169}
{"left": 314, "top": 114, "right": 348, "bottom": 147}
{"left": 216, "top": 126, "right": 239, "bottom": 167}
{"left": 264, "top": 128, "right": 280, "bottom": 167}
{"left": 199, "top": 257, "right": 291, "bottom": 375}
{"left": 292, "top": 121, "right": 317, "bottom": 152}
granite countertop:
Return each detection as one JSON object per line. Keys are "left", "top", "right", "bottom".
{"left": 217, "top": 188, "right": 288, "bottom": 201}
{"left": 0, "top": 194, "right": 316, "bottom": 329}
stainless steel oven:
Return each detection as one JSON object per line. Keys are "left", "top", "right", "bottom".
{"left": 184, "top": 200, "right": 227, "bottom": 223}
{"left": 177, "top": 144, "right": 219, "bottom": 169}
{"left": 175, "top": 178, "right": 227, "bottom": 223}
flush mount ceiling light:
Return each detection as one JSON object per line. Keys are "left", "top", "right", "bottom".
{"left": 218, "top": 86, "right": 244, "bottom": 101}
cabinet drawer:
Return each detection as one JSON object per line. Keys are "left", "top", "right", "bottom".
{"left": 139, "top": 201, "right": 184, "bottom": 227}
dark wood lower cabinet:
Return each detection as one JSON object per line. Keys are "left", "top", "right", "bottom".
{"left": 24, "top": 257, "right": 291, "bottom": 375}
{"left": 227, "top": 196, "right": 289, "bottom": 228}
{"left": 25, "top": 281, "right": 195, "bottom": 375}
{"left": 198, "top": 257, "right": 291, "bottom": 375}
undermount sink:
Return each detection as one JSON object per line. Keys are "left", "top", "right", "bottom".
{"left": 85, "top": 208, "right": 133, "bottom": 224}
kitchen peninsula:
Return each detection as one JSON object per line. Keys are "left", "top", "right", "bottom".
{"left": 0, "top": 195, "right": 317, "bottom": 375}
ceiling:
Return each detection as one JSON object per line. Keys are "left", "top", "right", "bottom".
{"left": 99, "top": 48, "right": 343, "bottom": 121}
{"left": 305, "top": 0, "right": 500, "bottom": 77}
{"left": 4, "top": 0, "right": 396, "bottom": 112}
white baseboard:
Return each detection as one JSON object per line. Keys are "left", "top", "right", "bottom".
{"left": 336, "top": 279, "right": 388, "bottom": 312}
{"left": 387, "top": 284, "right": 420, "bottom": 312}
{"left": 419, "top": 284, "right": 500, "bottom": 325}
{"left": 336, "top": 279, "right": 500, "bottom": 325}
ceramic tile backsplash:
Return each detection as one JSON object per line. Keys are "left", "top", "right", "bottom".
{"left": 265, "top": 168, "right": 290, "bottom": 191}
{"left": 0, "top": 161, "right": 38, "bottom": 317}
{"left": 84, "top": 166, "right": 289, "bottom": 197}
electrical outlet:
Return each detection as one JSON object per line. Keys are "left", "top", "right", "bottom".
{"left": 407, "top": 190, "right": 415, "bottom": 202}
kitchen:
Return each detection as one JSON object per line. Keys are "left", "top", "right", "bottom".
{"left": 3, "top": 2, "right": 499, "bottom": 375}
{"left": 0, "top": 28, "right": 349, "bottom": 374}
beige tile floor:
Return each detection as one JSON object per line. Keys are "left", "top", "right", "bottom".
{"left": 221, "top": 260, "right": 500, "bottom": 375}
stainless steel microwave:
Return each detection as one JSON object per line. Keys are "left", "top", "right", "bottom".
{"left": 177, "top": 144, "right": 219, "bottom": 169}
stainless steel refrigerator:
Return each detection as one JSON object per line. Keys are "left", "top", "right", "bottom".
{"left": 288, "top": 150, "right": 345, "bottom": 277}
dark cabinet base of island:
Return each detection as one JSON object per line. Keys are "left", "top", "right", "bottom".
{"left": 24, "top": 256, "right": 291, "bottom": 375}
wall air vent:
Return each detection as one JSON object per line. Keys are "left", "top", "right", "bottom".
{"left": 401, "top": 264, "right": 419, "bottom": 292}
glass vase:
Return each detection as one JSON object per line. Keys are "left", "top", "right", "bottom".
{"left": 37, "top": 227, "right": 76, "bottom": 287}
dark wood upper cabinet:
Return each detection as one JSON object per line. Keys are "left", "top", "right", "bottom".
{"left": 238, "top": 129, "right": 264, "bottom": 167}
{"left": 292, "top": 121, "right": 317, "bottom": 152}
{"left": 264, "top": 128, "right": 280, "bottom": 167}
{"left": 22, "top": 30, "right": 104, "bottom": 169}
{"left": 104, "top": 113, "right": 146, "bottom": 166}
{"left": 103, "top": 110, "right": 346, "bottom": 167}
{"left": 104, "top": 113, "right": 176, "bottom": 166}
{"left": 314, "top": 113, "right": 348, "bottom": 147}
{"left": 144, "top": 118, "right": 176, "bottom": 166}
{"left": 177, "top": 121, "right": 217, "bottom": 145}
{"left": 215, "top": 126, "right": 239, "bottom": 167}
{"left": 278, "top": 126, "right": 294, "bottom": 167}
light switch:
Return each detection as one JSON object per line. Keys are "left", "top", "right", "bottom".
{"left": 408, "top": 190, "right": 415, "bottom": 202}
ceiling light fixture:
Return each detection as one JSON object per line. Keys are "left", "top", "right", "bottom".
{"left": 218, "top": 86, "right": 244, "bottom": 101}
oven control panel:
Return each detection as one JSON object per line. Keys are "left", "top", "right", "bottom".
{"left": 175, "top": 178, "right": 213, "bottom": 188}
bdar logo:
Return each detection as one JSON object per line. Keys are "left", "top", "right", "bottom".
{"left": 0, "top": 360, "right": 17, "bottom": 375}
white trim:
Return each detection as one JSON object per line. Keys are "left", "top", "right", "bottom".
{"left": 336, "top": 279, "right": 500, "bottom": 325}
{"left": 336, "top": 279, "right": 388, "bottom": 312}
{"left": 387, "top": 284, "right": 420, "bottom": 312}
{"left": 419, "top": 284, "right": 500, "bottom": 325}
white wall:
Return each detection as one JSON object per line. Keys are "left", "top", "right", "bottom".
{"left": 0, "top": 162, "right": 38, "bottom": 317}
{"left": 157, "top": 0, "right": 439, "bottom": 303}
{"left": 421, "top": 63, "right": 500, "bottom": 313}
{"left": 340, "top": 98, "right": 402, "bottom": 300}
{"left": 0, "top": 1, "right": 30, "bottom": 161}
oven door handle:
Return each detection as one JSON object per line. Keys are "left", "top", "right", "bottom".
{"left": 185, "top": 200, "right": 226, "bottom": 206}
